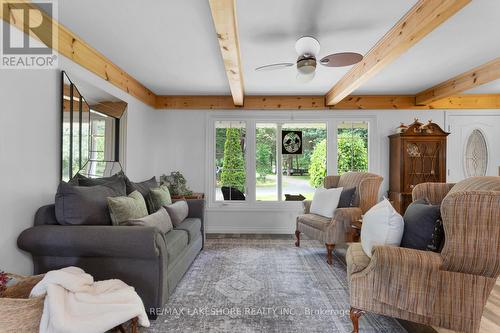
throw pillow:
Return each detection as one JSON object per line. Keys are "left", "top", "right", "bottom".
{"left": 165, "top": 200, "right": 189, "bottom": 226}
{"left": 360, "top": 198, "right": 404, "bottom": 258}
{"left": 338, "top": 187, "right": 356, "bottom": 208}
{"left": 55, "top": 182, "right": 123, "bottom": 225}
{"left": 129, "top": 176, "right": 158, "bottom": 213}
{"left": 149, "top": 185, "right": 172, "bottom": 212}
{"left": 125, "top": 207, "right": 173, "bottom": 234}
{"left": 107, "top": 191, "right": 149, "bottom": 226}
{"left": 401, "top": 199, "right": 444, "bottom": 252}
{"left": 73, "top": 173, "right": 127, "bottom": 196}
{"left": 310, "top": 187, "right": 343, "bottom": 218}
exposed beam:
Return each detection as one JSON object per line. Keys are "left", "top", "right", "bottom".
{"left": 155, "top": 94, "right": 500, "bottom": 110}
{"left": 426, "top": 94, "right": 500, "bottom": 109}
{"left": 208, "top": 0, "right": 244, "bottom": 106}
{"left": 89, "top": 101, "right": 128, "bottom": 118}
{"left": 155, "top": 95, "right": 325, "bottom": 109}
{"left": 1, "top": 0, "right": 156, "bottom": 107}
{"left": 325, "top": 0, "right": 470, "bottom": 106}
{"left": 416, "top": 57, "right": 500, "bottom": 105}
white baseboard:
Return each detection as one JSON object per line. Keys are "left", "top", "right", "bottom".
{"left": 205, "top": 225, "right": 294, "bottom": 234}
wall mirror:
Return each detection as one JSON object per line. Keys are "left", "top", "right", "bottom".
{"left": 61, "top": 71, "right": 127, "bottom": 181}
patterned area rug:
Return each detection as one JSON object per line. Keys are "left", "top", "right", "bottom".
{"left": 143, "top": 239, "right": 406, "bottom": 333}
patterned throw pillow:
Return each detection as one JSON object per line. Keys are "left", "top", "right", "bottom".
{"left": 149, "top": 185, "right": 172, "bottom": 212}
{"left": 107, "top": 191, "right": 148, "bottom": 226}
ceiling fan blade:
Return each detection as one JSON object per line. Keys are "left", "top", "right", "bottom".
{"left": 255, "top": 63, "right": 294, "bottom": 71}
{"left": 320, "top": 52, "right": 363, "bottom": 67}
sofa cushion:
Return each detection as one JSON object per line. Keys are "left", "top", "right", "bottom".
{"left": 129, "top": 177, "right": 158, "bottom": 213}
{"left": 164, "top": 230, "right": 189, "bottom": 264}
{"left": 74, "top": 172, "right": 128, "bottom": 196}
{"left": 401, "top": 199, "right": 443, "bottom": 252}
{"left": 174, "top": 218, "right": 201, "bottom": 243}
{"left": 165, "top": 201, "right": 189, "bottom": 226}
{"left": 107, "top": 191, "right": 149, "bottom": 226}
{"left": 125, "top": 207, "right": 173, "bottom": 234}
{"left": 149, "top": 185, "right": 172, "bottom": 212}
{"left": 55, "top": 182, "right": 123, "bottom": 225}
{"left": 297, "top": 213, "right": 330, "bottom": 231}
{"left": 346, "top": 243, "right": 371, "bottom": 278}
{"left": 361, "top": 198, "right": 404, "bottom": 258}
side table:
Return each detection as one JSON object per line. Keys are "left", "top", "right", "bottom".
{"left": 350, "top": 219, "right": 363, "bottom": 242}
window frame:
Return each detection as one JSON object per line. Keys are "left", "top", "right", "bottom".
{"left": 206, "top": 111, "right": 377, "bottom": 210}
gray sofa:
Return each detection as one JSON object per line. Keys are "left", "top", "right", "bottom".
{"left": 17, "top": 199, "right": 205, "bottom": 318}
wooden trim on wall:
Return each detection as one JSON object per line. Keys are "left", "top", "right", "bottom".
{"left": 1, "top": 0, "right": 156, "bottom": 107}
{"left": 156, "top": 94, "right": 500, "bottom": 110}
{"left": 208, "top": 0, "right": 245, "bottom": 106}
{"left": 325, "top": 0, "right": 471, "bottom": 106}
{"left": 416, "top": 57, "right": 500, "bottom": 105}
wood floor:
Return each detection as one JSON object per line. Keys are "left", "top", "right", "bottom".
{"left": 434, "top": 278, "right": 500, "bottom": 333}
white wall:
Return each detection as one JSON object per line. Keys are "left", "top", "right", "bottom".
{"left": 0, "top": 56, "right": 158, "bottom": 275}
{"left": 152, "top": 109, "right": 451, "bottom": 234}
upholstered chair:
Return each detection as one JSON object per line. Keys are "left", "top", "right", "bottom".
{"left": 295, "top": 172, "right": 383, "bottom": 265}
{"left": 346, "top": 177, "right": 500, "bottom": 333}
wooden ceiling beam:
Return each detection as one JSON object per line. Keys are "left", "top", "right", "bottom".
{"left": 155, "top": 94, "right": 500, "bottom": 110}
{"left": 325, "top": 0, "right": 471, "bottom": 106}
{"left": 416, "top": 57, "right": 500, "bottom": 105}
{"left": 208, "top": 0, "right": 244, "bottom": 106}
{"left": 1, "top": 0, "right": 156, "bottom": 107}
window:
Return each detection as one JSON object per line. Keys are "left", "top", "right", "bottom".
{"left": 337, "top": 121, "right": 368, "bottom": 174}
{"left": 255, "top": 122, "right": 327, "bottom": 201}
{"left": 215, "top": 121, "right": 247, "bottom": 201}
{"left": 208, "top": 115, "right": 372, "bottom": 207}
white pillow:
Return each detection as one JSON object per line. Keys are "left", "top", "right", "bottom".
{"left": 360, "top": 198, "right": 404, "bottom": 258}
{"left": 310, "top": 187, "right": 343, "bottom": 218}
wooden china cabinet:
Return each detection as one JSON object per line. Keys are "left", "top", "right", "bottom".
{"left": 388, "top": 120, "right": 449, "bottom": 214}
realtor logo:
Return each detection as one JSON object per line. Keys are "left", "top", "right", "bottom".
{"left": 1, "top": 0, "right": 58, "bottom": 68}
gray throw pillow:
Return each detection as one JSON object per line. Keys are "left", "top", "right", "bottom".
{"left": 125, "top": 207, "right": 173, "bottom": 234}
{"left": 75, "top": 172, "right": 127, "bottom": 196}
{"left": 165, "top": 201, "right": 189, "bottom": 226}
{"left": 129, "top": 177, "right": 158, "bottom": 213}
{"left": 107, "top": 191, "right": 149, "bottom": 226}
{"left": 401, "top": 199, "right": 443, "bottom": 252}
{"left": 338, "top": 187, "right": 356, "bottom": 208}
{"left": 55, "top": 182, "right": 122, "bottom": 225}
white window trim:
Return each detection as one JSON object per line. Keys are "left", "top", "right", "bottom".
{"left": 205, "top": 111, "right": 377, "bottom": 210}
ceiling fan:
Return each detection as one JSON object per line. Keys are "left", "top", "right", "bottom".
{"left": 255, "top": 36, "right": 363, "bottom": 83}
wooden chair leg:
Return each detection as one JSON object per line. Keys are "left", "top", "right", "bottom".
{"left": 295, "top": 230, "right": 300, "bottom": 247}
{"left": 325, "top": 243, "right": 335, "bottom": 265}
{"left": 130, "top": 317, "right": 138, "bottom": 333}
{"left": 350, "top": 307, "right": 365, "bottom": 333}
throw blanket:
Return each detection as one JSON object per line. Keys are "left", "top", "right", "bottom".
{"left": 30, "top": 267, "right": 150, "bottom": 333}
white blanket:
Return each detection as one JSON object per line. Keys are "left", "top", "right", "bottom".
{"left": 30, "top": 267, "right": 150, "bottom": 333}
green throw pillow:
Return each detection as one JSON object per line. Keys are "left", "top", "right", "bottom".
{"left": 149, "top": 185, "right": 172, "bottom": 212}
{"left": 107, "top": 190, "right": 148, "bottom": 226}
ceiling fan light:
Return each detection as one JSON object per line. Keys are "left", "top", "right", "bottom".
{"left": 297, "top": 56, "right": 316, "bottom": 75}
{"left": 296, "top": 71, "right": 315, "bottom": 83}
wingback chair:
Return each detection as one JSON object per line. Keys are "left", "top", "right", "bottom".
{"left": 346, "top": 177, "right": 500, "bottom": 333}
{"left": 295, "top": 172, "right": 383, "bottom": 265}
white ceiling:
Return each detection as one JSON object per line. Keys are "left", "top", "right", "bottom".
{"left": 58, "top": 0, "right": 500, "bottom": 96}
{"left": 356, "top": 0, "right": 500, "bottom": 95}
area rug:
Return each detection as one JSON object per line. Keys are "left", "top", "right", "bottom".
{"left": 143, "top": 239, "right": 406, "bottom": 333}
